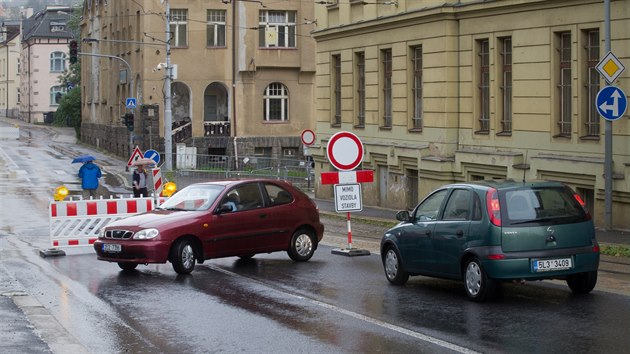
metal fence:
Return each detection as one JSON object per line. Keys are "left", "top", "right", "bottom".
{"left": 168, "top": 153, "right": 315, "bottom": 192}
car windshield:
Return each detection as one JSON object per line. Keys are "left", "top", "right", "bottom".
{"left": 158, "top": 184, "right": 224, "bottom": 211}
{"left": 503, "top": 186, "right": 585, "bottom": 225}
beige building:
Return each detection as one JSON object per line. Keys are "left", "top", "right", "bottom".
{"left": 79, "top": 0, "right": 317, "bottom": 160}
{"left": 0, "top": 21, "right": 20, "bottom": 118}
{"left": 311, "top": 0, "right": 630, "bottom": 230}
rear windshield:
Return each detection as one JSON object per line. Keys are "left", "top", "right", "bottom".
{"left": 501, "top": 186, "right": 587, "bottom": 226}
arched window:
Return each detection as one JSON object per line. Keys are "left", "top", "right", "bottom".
{"left": 50, "top": 51, "right": 66, "bottom": 72}
{"left": 50, "top": 86, "right": 64, "bottom": 105}
{"left": 263, "top": 82, "right": 288, "bottom": 121}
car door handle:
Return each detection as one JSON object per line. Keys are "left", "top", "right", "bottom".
{"left": 456, "top": 230, "right": 464, "bottom": 237}
{"left": 259, "top": 214, "right": 267, "bottom": 219}
{"left": 424, "top": 230, "right": 431, "bottom": 236}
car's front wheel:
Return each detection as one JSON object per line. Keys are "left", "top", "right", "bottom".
{"left": 383, "top": 247, "right": 409, "bottom": 285}
{"left": 566, "top": 271, "right": 597, "bottom": 294}
{"left": 287, "top": 229, "right": 315, "bottom": 262}
{"left": 171, "top": 239, "right": 196, "bottom": 274}
{"left": 118, "top": 262, "right": 138, "bottom": 271}
{"left": 463, "top": 257, "right": 496, "bottom": 302}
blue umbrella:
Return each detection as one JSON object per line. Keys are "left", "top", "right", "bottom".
{"left": 72, "top": 154, "right": 96, "bottom": 164}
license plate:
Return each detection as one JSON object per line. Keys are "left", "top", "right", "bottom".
{"left": 103, "top": 243, "right": 122, "bottom": 253}
{"left": 532, "top": 257, "right": 572, "bottom": 272}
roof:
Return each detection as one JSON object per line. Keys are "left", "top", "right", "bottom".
{"left": 0, "top": 23, "right": 20, "bottom": 44}
{"left": 21, "top": 6, "right": 74, "bottom": 42}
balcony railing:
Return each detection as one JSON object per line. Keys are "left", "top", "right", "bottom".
{"left": 204, "top": 121, "right": 231, "bottom": 137}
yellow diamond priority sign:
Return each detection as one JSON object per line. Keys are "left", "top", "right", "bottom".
{"left": 596, "top": 51, "right": 625, "bottom": 83}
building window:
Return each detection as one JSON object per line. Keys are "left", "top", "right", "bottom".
{"left": 263, "top": 82, "right": 289, "bottom": 121}
{"left": 382, "top": 49, "right": 392, "bottom": 128}
{"left": 259, "top": 11, "right": 296, "bottom": 48}
{"left": 557, "top": 32, "right": 572, "bottom": 137}
{"left": 50, "top": 86, "right": 64, "bottom": 105}
{"left": 282, "top": 147, "right": 298, "bottom": 157}
{"left": 170, "top": 9, "right": 188, "bottom": 47}
{"left": 254, "top": 147, "right": 272, "bottom": 157}
{"left": 50, "top": 51, "right": 66, "bottom": 72}
{"left": 499, "top": 37, "right": 512, "bottom": 134}
{"left": 50, "top": 21, "right": 66, "bottom": 32}
{"left": 584, "top": 29, "right": 600, "bottom": 137}
{"left": 207, "top": 10, "right": 226, "bottom": 47}
{"left": 332, "top": 54, "right": 341, "bottom": 126}
{"left": 356, "top": 52, "right": 365, "bottom": 127}
{"left": 411, "top": 46, "right": 423, "bottom": 130}
{"left": 477, "top": 39, "right": 490, "bottom": 133}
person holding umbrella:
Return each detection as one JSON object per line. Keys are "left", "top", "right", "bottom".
{"left": 75, "top": 155, "right": 102, "bottom": 199}
{"left": 132, "top": 159, "right": 154, "bottom": 197}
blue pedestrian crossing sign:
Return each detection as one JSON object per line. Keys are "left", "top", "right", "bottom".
{"left": 144, "top": 149, "right": 160, "bottom": 165}
{"left": 596, "top": 86, "right": 627, "bottom": 121}
{"left": 126, "top": 98, "right": 137, "bottom": 109}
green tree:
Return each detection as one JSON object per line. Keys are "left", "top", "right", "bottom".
{"left": 54, "top": 87, "right": 81, "bottom": 136}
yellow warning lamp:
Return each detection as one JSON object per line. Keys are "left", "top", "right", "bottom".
{"left": 162, "top": 182, "right": 177, "bottom": 197}
{"left": 54, "top": 185, "right": 69, "bottom": 201}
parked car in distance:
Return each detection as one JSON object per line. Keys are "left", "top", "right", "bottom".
{"left": 380, "top": 180, "right": 600, "bottom": 302}
{"left": 94, "top": 179, "right": 324, "bottom": 274}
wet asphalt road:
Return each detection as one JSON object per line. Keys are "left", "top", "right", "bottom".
{"left": 1, "top": 121, "right": 630, "bottom": 353}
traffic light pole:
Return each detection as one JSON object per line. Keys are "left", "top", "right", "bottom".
{"left": 163, "top": 0, "right": 173, "bottom": 171}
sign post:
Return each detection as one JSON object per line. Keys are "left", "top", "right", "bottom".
{"left": 324, "top": 131, "right": 371, "bottom": 257}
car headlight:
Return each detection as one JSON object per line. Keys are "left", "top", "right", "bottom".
{"left": 99, "top": 228, "right": 106, "bottom": 239}
{"left": 133, "top": 228, "right": 160, "bottom": 240}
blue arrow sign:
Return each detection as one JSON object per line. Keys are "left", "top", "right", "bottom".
{"left": 596, "top": 86, "right": 627, "bottom": 121}
{"left": 126, "top": 98, "right": 137, "bottom": 109}
{"left": 144, "top": 149, "right": 160, "bottom": 165}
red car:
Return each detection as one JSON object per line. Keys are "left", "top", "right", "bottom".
{"left": 94, "top": 179, "right": 324, "bottom": 274}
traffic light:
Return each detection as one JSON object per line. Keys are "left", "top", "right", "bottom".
{"left": 122, "top": 113, "right": 134, "bottom": 131}
{"left": 69, "top": 40, "right": 78, "bottom": 64}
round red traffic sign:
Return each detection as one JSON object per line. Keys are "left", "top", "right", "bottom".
{"left": 301, "top": 129, "right": 315, "bottom": 145}
{"left": 326, "top": 131, "right": 364, "bottom": 171}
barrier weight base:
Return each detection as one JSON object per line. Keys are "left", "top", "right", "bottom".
{"left": 331, "top": 248, "right": 371, "bottom": 257}
{"left": 39, "top": 248, "right": 66, "bottom": 258}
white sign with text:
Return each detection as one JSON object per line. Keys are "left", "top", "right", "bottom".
{"left": 334, "top": 183, "right": 363, "bottom": 212}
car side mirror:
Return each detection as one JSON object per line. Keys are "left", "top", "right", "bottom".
{"left": 396, "top": 210, "right": 410, "bottom": 222}
{"left": 218, "top": 204, "right": 233, "bottom": 214}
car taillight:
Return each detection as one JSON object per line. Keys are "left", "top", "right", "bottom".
{"left": 486, "top": 188, "right": 501, "bottom": 226}
{"left": 573, "top": 193, "right": 592, "bottom": 220}
{"left": 573, "top": 193, "right": 586, "bottom": 207}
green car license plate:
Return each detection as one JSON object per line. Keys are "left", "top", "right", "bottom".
{"left": 103, "top": 243, "right": 122, "bottom": 253}
{"left": 532, "top": 257, "right": 572, "bottom": 272}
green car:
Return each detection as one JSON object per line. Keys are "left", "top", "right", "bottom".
{"left": 380, "top": 180, "right": 600, "bottom": 302}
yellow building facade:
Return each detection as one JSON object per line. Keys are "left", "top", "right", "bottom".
{"left": 312, "top": 0, "right": 630, "bottom": 229}
{"left": 79, "top": 0, "right": 317, "bottom": 159}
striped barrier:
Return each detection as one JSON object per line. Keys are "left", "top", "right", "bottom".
{"left": 49, "top": 195, "right": 163, "bottom": 250}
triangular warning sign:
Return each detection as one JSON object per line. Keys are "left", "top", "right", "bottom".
{"left": 127, "top": 146, "right": 144, "bottom": 166}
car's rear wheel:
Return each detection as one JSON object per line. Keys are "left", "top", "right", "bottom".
{"left": 172, "top": 239, "right": 196, "bottom": 274}
{"left": 383, "top": 247, "right": 409, "bottom": 285}
{"left": 463, "top": 257, "right": 496, "bottom": 302}
{"left": 118, "top": 262, "right": 138, "bottom": 271}
{"left": 287, "top": 229, "right": 315, "bottom": 262}
{"left": 566, "top": 271, "right": 597, "bottom": 294}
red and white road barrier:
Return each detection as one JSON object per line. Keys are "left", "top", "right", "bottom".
{"left": 49, "top": 195, "right": 163, "bottom": 249}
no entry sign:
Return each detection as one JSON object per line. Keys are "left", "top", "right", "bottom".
{"left": 301, "top": 129, "right": 316, "bottom": 145}
{"left": 326, "top": 131, "right": 364, "bottom": 171}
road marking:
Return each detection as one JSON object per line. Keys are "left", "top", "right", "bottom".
{"left": 209, "top": 265, "right": 480, "bottom": 354}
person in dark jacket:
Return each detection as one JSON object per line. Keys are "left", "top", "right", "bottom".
{"left": 132, "top": 165, "right": 149, "bottom": 198}
{"left": 78, "top": 161, "right": 102, "bottom": 199}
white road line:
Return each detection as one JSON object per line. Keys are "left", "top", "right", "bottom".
{"left": 210, "top": 265, "right": 480, "bottom": 354}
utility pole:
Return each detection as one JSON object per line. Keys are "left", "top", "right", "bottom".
{"left": 163, "top": 0, "right": 173, "bottom": 171}
{"left": 604, "top": 0, "right": 612, "bottom": 230}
